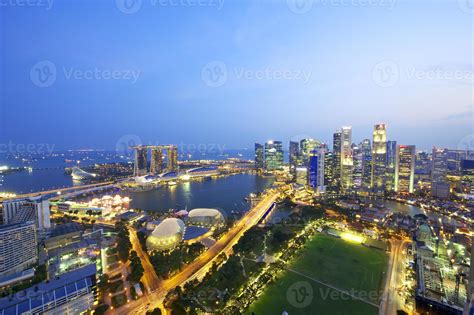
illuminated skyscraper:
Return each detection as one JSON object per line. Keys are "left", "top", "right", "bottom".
{"left": 166, "top": 146, "right": 178, "bottom": 172}
{"left": 360, "top": 139, "right": 372, "bottom": 191}
{"left": 150, "top": 147, "right": 164, "bottom": 175}
{"left": 395, "top": 145, "right": 416, "bottom": 193}
{"left": 332, "top": 131, "right": 342, "bottom": 187}
{"left": 371, "top": 124, "right": 387, "bottom": 194}
{"left": 300, "top": 138, "right": 320, "bottom": 165}
{"left": 324, "top": 151, "right": 333, "bottom": 186}
{"left": 289, "top": 141, "right": 300, "bottom": 180}
{"left": 264, "top": 141, "right": 283, "bottom": 171}
{"left": 386, "top": 140, "right": 397, "bottom": 192}
{"left": 308, "top": 149, "right": 326, "bottom": 193}
{"left": 134, "top": 147, "right": 148, "bottom": 176}
{"left": 431, "top": 147, "right": 449, "bottom": 198}
{"left": 254, "top": 143, "right": 264, "bottom": 170}
{"left": 352, "top": 144, "right": 363, "bottom": 190}
{"left": 340, "top": 126, "right": 353, "bottom": 191}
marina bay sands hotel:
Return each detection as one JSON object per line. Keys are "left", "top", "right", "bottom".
{"left": 132, "top": 145, "right": 178, "bottom": 177}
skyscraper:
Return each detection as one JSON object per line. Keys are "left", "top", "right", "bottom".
{"left": 289, "top": 141, "right": 300, "bottom": 180}
{"left": 352, "top": 144, "right": 362, "bottom": 190}
{"left": 0, "top": 221, "right": 38, "bottom": 277}
{"left": 308, "top": 149, "right": 326, "bottom": 193}
{"left": 324, "top": 151, "right": 334, "bottom": 187}
{"left": 134, "top": 147, "right": 148, "bottom": 176}
{"left": 371, "top": 124, "right": 387, "bottom": 194}
{"left": 395, "top": 145, "right": 416, "bottom": 193}
{"left": 300, "top": 138, "right": 320, "bottom": 165}
{"left": 254, "top": 143, "right": 264, "bottom": 171}
{"left": 360, "top": 139, "right": 372, "bottom": 191}
{"left": 432, "top": 147, "right": 450, "bottom": 198}
{"left": 167, "top": 145, "right": 178, "bottom": 172}
{"left": 386, "top": 140, "right": 397, "bottom": 192}
{"left": 332, "top": 130, "right": 342, "bottom": 187}
{"left": 340, "top": 126, "right": 353, "bottom": 191}
{"left": 264, "top": 141, "right": 283, "bottom": 171}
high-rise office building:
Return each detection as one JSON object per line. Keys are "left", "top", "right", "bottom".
{"left": 324, "top": 151, "right": 334, "bottom": 187}
{"left": 0, "top": 221, "right": 38, "bottom": 277}
{"left": 332, "top": 130, "right": 342, "bottom": 187}
{"left": 300, "top": 138, "right": 320, "bottom": 165}
{"left": 360, "top": 139, "right": 372, "bottom": 191}
{"left": 371, "top": 124, "right": 387, "bottom": 194}
{"left": 134, "top": 147, "right": 148, "bottom": 176}
{"left": 264, "top": 141, "right": 284, "bottom": 171}
{"left": 432, "top": 147, "right": 450, "bottom": 199}
{"left": 289, "top": 141, "right": 300, "bottom": 180}
{"left": 308, "top": 149, "right": 326, "bottom": 193}
{"left": 150, "top": 147, "right": 164, "bottom": 174}
{"left": 254, "top": 143, "right": 264, "bottom": 170}
{"left": 395, "top": 145, "right": 416, "bottom": 193}
{"left": 352, "top": 144, "right": 363, "bottom": 190}
{"left": 386, "top": 140, "right": 397, "bottom": 192}
{"left": 340, "top": 126, "right": 353, "bottom": 191}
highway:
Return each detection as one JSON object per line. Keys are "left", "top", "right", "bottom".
{"left": 129, "top": 228, "right": 161, "bottom": 292}
{"left": 379, "top": 238, "right": 410, "bottom": 315}
{"left": 112, "top": 190, "right": 280, "bottom": 315}
{"left": 1, "top": 181, "right": 115, "bottom": 200}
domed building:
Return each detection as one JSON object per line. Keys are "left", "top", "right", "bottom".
{"left": 186, "top": 208, "right": 225, "bottom": 228}
{"left": 146, "top": 218, "right": 185, "bottom": 252}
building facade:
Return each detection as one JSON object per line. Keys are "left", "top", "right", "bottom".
{"left": 371, "top": 123, "right": 387, "bottom": 194}
{"left": 395, "top": 145, "right": 416, "bottom": 193}
{"left": 264, "top": 141, "right": 284, "bottom": 171}
{"left": 0, "top": 221, "right": 38, "bottom": 278}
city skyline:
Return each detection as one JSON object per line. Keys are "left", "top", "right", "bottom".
{"left": 1, "top": 1, "right": 472, "bottom": 150}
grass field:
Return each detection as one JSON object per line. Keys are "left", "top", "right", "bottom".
{"left": 248, "top": 233, "right": 388, "bottom": 315}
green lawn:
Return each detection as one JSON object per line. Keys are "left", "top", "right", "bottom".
{"left": 248, "top": 234, "right": 388, "bottom": 315}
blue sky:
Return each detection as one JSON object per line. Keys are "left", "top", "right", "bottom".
{"left": 0, "top": 0, "right": 472, "bottom": 151}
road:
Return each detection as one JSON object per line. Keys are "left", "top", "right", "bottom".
{"left": 129, "top": 228, "right": 161, "bottom": 292}
{"left": 111, "top": 190, "right": 280, "bottom": 315}
{"left": 379, "top": 238, "right": 410, "bottom": 315}
{"left": 1, "top": 180, "right": 115, "bottom": 200}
